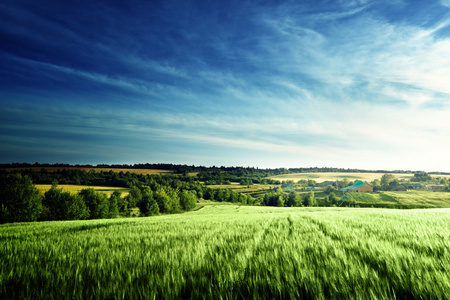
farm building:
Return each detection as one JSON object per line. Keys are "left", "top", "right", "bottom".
{"left": 341, "top": 180, "right": 373, "bottom": 192}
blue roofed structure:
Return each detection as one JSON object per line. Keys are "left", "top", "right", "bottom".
{"left": 341, "top": 180, "right": 373, "bottom": 192}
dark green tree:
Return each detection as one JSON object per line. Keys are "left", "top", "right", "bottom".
{"left": 411, "top": 172, "right": 432, "bottom": 182}
{"left": 66, "top": 194, "right": 90, "bottom": 220}
{"left": 126, "top": 187, "right": 142, "bottom": 208}
{"left": 276, "top": 194, "right": 285, "bottom": 207}
{"left": 108, "top": 191, "right": 120, "bottom": 218}
{"left": 179, "top": 190, "right": 196, "bottom": 211}
{"left": 328, "top": 192, "right": 338, "bottom": 205}
{"left": 42, "top": 185, "right": 71, "bottom": 220}
{"left": 303, "top": 191, "right": 317, "bottom": 207}
{"left": 307, "top": 179, "right": 317, "bottom": 187}
{"left": 0, "top": 174, "right": 42, "bottom": 223}
{"left": 167, "top": 188, "right": 181, "bottom": 213}
{"left": 380, "top": 174, "right": 397, "bottom": 188}
{"left": 324, "top": 185, "right": 335, "bottom": 194}
{"left": 154, "top": 189, "right": 172, "bottom": 213}
{"left": 238, "top": 193, "right": 248, "bottom": 205}
{"left": 371, "top": 179, "right": 381, "bottom": 191}
{"left": 229, "top": 190, "right": 238, "bottom": 203}
{"left": 204, "top": 188, "right": 215, "bottom": 201}
{"left": 138, "top": 192, "right": 159, "bottom": 216}
{"left": 216, "top": 189, "right": 225, "bottom": 202}
{"left": 113, "top": 190, "right": 129, "bottom": 214}
{"left": 341, "top": 178, "right": 350, "bottom": 188}
{"left": 248, "top": 195, "right": 255, "bottom": 205}
{"left": 286, "top": 191, "right": 302, "bottom": 207}
{"left": 79, "top": 188, "right": 109, "bottom": 219}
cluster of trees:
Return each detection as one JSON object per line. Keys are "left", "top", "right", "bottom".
{"left": 202, "top": 188, "right": 255, "bottom": 205}
{"left": 41, "top": 185, "right": 118, "bottom": 221}
{"left": 0, "top": 168, "right": 261, "bottom": 223}
{"left": 0, "top": 174, "right": 131, "bottom": 223}
{"left": 0, "top": 173, "right": 199, "bottom": 223}
{"left": 5, "top": 165, "right": 450, "bottom": 224}
{"left": 287, "top": 167, "right": 418, "bottom": 174}
{"left": 410, "top": 172, "right": 432, "bottom": 182}
{"left": 369, "top": 173, "right": 449, "bottom": 191}
{"left": 9, "top": 168, "right": 136, "bottom": 187}
{"left": 286, "top": 179, "right": 318, "bottom": 187}
{"left": 124, "top": 185, "right": 196, "bottom": 217}
{"left": 408, "top": 172, "right": 448, "bottom": 186}
{"left": 324, "top": 192, "right": 357, "bottom": 207}
{"left": 6, "top": 168, "right": 218, "bottom": 192}
{"left": 0, "top": 174, "right": 42, "bottom": 223}
{"left": 263, "top": 190, "right": 317, "bottom": 207}
{"left": 197, "top": 170, "right": 281, "bottom": 185}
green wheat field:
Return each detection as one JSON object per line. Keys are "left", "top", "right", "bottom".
{"left": 1, "top": 205, "right": 449, "bottom": 299}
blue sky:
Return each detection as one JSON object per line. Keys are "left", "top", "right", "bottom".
{"left": 1, "top": 0, "right": 450, "bottom": 171}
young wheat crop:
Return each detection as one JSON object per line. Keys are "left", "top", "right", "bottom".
{"left": 1, "top": 206, "right": 449, "bottom": 299}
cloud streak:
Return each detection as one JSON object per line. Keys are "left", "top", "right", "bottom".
{"left": 1, "top": 1, "right": 450, "bottom": 171}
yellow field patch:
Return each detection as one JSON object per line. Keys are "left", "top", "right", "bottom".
{"left": 206, "top": 183, "right": 275, "bottom": 194}
{"left": 269, "top": 172, "right": 415, "bottom": 183}
{"left": 2, "top": 167, "right": 173, "bottom": 176}
{"left": 3, "top": 167, "right": 92, "bottom": 172}
{"left": 92, "top": 168, "right": 173, "bottom": 175}
{"left": 35, "top": 184, "right": 130, "bottom": 197}
{"left": 430, "top": 174, "right": 450, "bottom": 179}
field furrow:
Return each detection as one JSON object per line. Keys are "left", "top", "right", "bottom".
{"left": 1, "top": 206, "right": 450, "bottom": 299}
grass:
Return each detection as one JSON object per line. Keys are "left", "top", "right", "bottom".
{"left": 342, "top": 191, "right": 450, "bottom": 208}
{"left": 1, "top": 206, "right": 449, "bottom": 298}
{"left": 35, "top": 184, "right": 131, "bottom": 197}
{"left": 193, "top": 198, "right": 238, "bottom": 211}
{"left": 341, "top": 192, "right": 402, "bottom": 208}
{"left": 207, "top": 183, "right": 275, "bottom": 195}
{"left": 384, "top": 191, "right": 450, "bottom": 208}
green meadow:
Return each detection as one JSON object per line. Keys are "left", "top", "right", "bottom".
{"left": 1, "top": 205, "right": 449, "bottom": 299}
{"left": 341, "top": 191, "right": 450, "bottom": 208}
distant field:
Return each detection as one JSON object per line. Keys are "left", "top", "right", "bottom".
{"left": 384, "top": 191, "right": 450, "bottom": 208}
{"left": 207, "top": 183, "right": 274, "bottom": 193}
{"left": 1, "top": 206, "right": 449, "bottom": 298}
{"left": 2, "top": 167, "right": 92, "bottom": 172}
{"left": 35, "top": 184, "right": 130, "bottom": 197}
{"left": 270, "top": 172, "right": 450, "bottom": 183}
{"left": 338, "top": 191, "right": 450, "bottom": 208}
{"left": 270, "top": 172, "right": 416, "bottom": 183}
{"left": 2, "top": 167, "right": 174, "bottom": 175}
{"left": 93, "top": 168, "right": 173, "bottom": 175}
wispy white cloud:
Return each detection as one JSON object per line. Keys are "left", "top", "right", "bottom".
{"left": 257, "top": 6, "right": 450, "bottom": 108}
{"left": 441, "top": 0, "right": 450, "bottom": 8}
{"left": 2, "top": 1, "right": 450, "bottom": 170}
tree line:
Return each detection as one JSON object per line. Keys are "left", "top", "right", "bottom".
{"left": 0, "top": 169, "right": 259, "bottom": 223}
{"left": 0, "top": 173, "right": 199, "bottom": 223}
{"left": 3, "top": 167, "right": 449, "bottom": 223}
{"left": 262, "top": 190, "right": 317, "bottom": 207}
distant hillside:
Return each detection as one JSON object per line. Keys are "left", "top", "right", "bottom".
{"left": 2, "top": 163, "right": 449, "bottom": 175}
